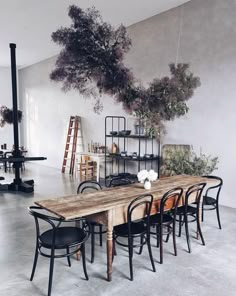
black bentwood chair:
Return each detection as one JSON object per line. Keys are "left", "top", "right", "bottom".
{"left": 28, "top": 206, "right": 89, "bottom": 296}
{"left": 202, "top": 176, "right": 223, "bottom": 229}
{"left": 113, "top": 194, "right": 156, "bottom": 281}
{"left": 77, "top": 180, "right": 106, "bottom": 263}
{"left": 140, "top": 187, "right": 183, "bottom": 264}
{"left": 176, "top": 183, "right": 206, "bottom": 253}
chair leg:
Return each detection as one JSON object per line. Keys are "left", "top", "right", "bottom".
{"left": 66, "top": 247, "right": 71, "bottom": 267}
{"left": 112, "top": 238, "right": 116, "bottom": 262}
{"left": 138, "top": 234, "right": 144, "bottom": 255}
{"left": 172, "top": 222, "right": 177, "bottom": 256}
{"left": 159, "top": 224, "right": 163, "bottom": 264}
{"left": 166, "top": 225, "right": 170, "bottom": 243}
{"left": 81, "top": 244, "right": 89, "bottom": 280}
{"left": 48, "top": 250, "right": 55, "bottom": 296}
{"left": 99, "top": 225, "right": 103, "bottom": 246}
{"left": 91, "top": 224, "right": 95, "bottom": 263}
{"left": 128, "top": 237, "right": 134, "bottom": 281}
{"left": 216, "top": 203, "right": 222, "bottom": 229}
{"left": 178, "top": 215, "right": 182, "bottom": 237}
{"left": 30, "top": 247, "right": 39, "bottom": 281}
{"left": 202, "top": 202, "right": 204, "bottom": 222}
{"left": 147, "top": 233, "right": 156, "bottom": 272}
{"left": 156, "top": 225, "right": 159, "bottom": 247}
{"left": 196, "top": 211, "right": 205, "bottom": 246}
{"left": 184, "top": 214, "right": 191, "bottom": 253}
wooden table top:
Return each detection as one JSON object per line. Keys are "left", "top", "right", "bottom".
{"left": 35, "top": 175, "right": 213, "bottom": 220}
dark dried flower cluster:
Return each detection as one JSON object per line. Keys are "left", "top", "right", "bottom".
{"left": 51, "top": 6, "right": 132, "bottom": 98}
{"left": 0, "top": 106, "right": 22, "bottom": 127}
{"left": 118, "top": 63, "right": 201, "bottom": 129}
{"left": 51, "top": 5, "right": 200, "bottom": 131}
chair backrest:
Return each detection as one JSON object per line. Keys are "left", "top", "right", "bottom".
{"left": 202, "top": 175, "right": 223, "bottom": 201}
{"left": 80, "top": 155, "right": 91, "bottom": 163}
{"left": 159, "top": 187, "right": 184, "bottom": 221}
{"left": 28, "top": 206, "right": 89, "bottom": 247}
{"left": 185, "top": 182, "right": 206, "bottom": 207}
{"left": 109, "top": 177, "right": 132, "bottom": 187}
{"left": 77, "top": 180, "right": 102, "bottom": 194}
{"left": 127, "top": 194, "right": 153, "bottom": 230}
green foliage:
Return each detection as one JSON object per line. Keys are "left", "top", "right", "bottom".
{"left": 162, "top": 149, "right": 218, "bottom": 176}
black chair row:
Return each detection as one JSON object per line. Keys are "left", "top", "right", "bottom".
{"left": 28, "top": 175, "right": 223, "bottom": 295}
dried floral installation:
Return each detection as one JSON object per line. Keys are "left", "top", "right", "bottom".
{"left": 0, "top": 106, "right": 22, "bottom": 128}
{"left": 51, "top": 5, "right": 200, "bottom": 132}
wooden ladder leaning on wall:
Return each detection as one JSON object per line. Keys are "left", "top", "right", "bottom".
{"left": 61, "top": 116, "right": 84, "bottom": 175}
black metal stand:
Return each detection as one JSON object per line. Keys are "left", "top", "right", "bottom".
{"left": 104, "top": 116, "right": 160, "bottom": 187}
{"left": 0, "top": 43, "right": 46, "bottom": 193}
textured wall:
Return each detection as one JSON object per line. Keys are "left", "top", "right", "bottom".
{"left": 19, "top": 58, "right": 157, "bottom": 174}
{"left": 126, "top": 0, "right": 236, "bottom": 207}
{"left": 0, "top": 67, "right": 15, "bottom": 149}
{"left": 19, "top": 0, "right": 236, "bottom": 206}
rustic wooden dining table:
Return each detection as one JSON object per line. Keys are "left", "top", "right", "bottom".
{"left": 35, "top": 175, "right": 215, "bottom": 282}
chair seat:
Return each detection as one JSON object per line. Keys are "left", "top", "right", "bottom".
{"left": 176, "top": 205, "right": 198, "bottom": 215}
{"left": 40, "top": 227, "right": 86, "bottom": 249}
{"left": 203, "top": 195, "right": 216, "bottom": 205}
{"left": 114, "top": 221, "right": 146, "bottom": 237}
{"left": 149, "top": 213, "right": 173, "bottom": 225}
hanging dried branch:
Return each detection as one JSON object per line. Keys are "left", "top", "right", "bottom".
{"left": 50, "top": 5, "right": 200, "bottom": 131}
{"left": 0, "top": 106, "right": 22, "bottom": 127}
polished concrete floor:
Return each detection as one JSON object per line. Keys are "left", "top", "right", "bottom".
{"left": 0, "top": 164, "right": 236, "bottom": 296}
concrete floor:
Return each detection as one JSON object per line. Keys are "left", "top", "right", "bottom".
{"left": 0, "top": 164, "right": 236, "bottom": 296}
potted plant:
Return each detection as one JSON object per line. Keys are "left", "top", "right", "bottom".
{"left": 161, "top": 148, "right": 218, "bottom": 176}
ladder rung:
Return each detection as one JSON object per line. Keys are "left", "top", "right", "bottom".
{"left": 62, "top": 116, "right": 83, "bottom": 173}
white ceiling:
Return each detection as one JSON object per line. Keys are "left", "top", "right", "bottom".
{"left": 0, "top": 0, "right": 190, "bottom": 67}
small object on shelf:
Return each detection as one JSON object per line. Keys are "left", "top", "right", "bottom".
{"left": 118, "top": 130, "right": 131, "bottom": 136}
{"left": 111, "top": 142, "right": 118, "bottom": 154}
{"left": 134, "top": 123, "right": 145, "bottom": 135}
{"left": 110, "top": 131, "right": 118, "bottom": 135}
{"left": 120, "top": 151, "right": 127, "bottom": 157}
{"left": 132, "top": 152, "right": 138, "bottom": 159}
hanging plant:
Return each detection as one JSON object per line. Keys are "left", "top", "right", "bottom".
{"left": 51, "top": 5, "right": 200, "bottom": 133}
{"left": 50, "top": 5, "right": 133, "bottom": 114}
{"left": 0, "top": 106, "right": 22, "bottom": 127}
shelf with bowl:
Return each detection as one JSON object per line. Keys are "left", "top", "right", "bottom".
{"left": 104, "top": 116, "right": 160, "bottom": 187}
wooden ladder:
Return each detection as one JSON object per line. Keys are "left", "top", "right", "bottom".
{"left": 62, "top": 116, "right": 84, "bottom": 175}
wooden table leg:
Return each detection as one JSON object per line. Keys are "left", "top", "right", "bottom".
{"left": 106, "top": 209, "right": 113, "bottom": 281}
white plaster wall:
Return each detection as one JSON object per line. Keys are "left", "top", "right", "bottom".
{"left": 19, "top": 0, "right": 236, "bottom": 207}
{"left": 0, "top": 67, "right": 14, "bottom": 148}
{"left": 19, "top": 57, "right": 144, "bottom": 170}
{"left": 126, "top": 0, "right": 236, "bottom": 207}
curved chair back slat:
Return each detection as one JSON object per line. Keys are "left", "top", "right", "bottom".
{"left": 185, "top": 182, "right": 206, "bottom": 208}
{"left": 160, "top": 187, "right": 184, "bottom": 222}
{"left": 77, "top": 180, "right": 102, "bottom": 194}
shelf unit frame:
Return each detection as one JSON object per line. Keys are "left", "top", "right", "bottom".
{"left": 105, "top": 116, "right": 160, "bottom": 187}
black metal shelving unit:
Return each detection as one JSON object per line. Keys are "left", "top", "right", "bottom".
{"left": 105, "top": 116, "right": 160, "bottom": 187}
